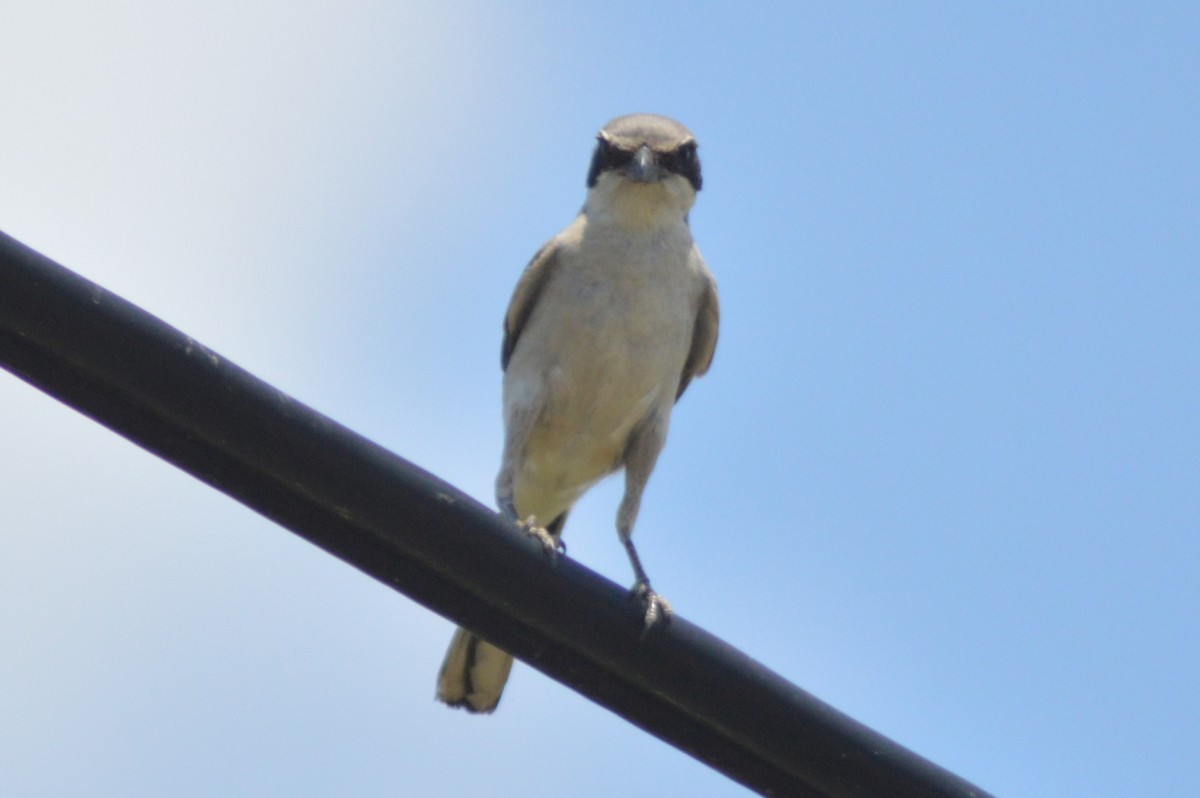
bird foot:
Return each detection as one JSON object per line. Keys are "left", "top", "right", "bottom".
{"left": 519, "top": 516, "right": 565, "bottom": 556}
{"left": 631, "top": 582, "right": 673, "bottom": 632}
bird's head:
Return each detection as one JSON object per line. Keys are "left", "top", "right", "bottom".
{"left": 583, "top": 114, "right": 702, "bottom": 227}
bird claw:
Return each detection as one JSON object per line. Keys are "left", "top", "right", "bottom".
{"left": 632, "top": 582, "right": 673, "bottom": 632}
{"left": 519, "top": 516, "right": 565, "bottom": 556}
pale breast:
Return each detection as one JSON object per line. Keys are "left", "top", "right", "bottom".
{"left": 504, "top": 219, "right": 703, "bottom": 509}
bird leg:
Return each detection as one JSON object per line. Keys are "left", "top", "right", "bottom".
{"left": 622, "top": 535, "right": 673, "bottom": 630}
{"left": 617, "top": 421, "right": 674, "bottom": 630}
{"left": 498, "top": 496, "right": 562, "bottom": 556}
{"left": 521, "top": 515, "right": 562, "bottom": 555}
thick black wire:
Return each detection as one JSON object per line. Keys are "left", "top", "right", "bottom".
{"left": 0, "top": 230, "right": 992, "bottom": 798}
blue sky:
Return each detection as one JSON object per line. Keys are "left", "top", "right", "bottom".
{"left": 2, "top": 2, "right": 1197, "bottom": 795}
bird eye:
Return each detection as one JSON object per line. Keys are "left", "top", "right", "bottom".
{"left": 660, "top": 144, "right": 690, "bottom": 175}
{"left": 596, "top": 137, "right": 634, "bottom": 169}
{"left": 587, "top": 137, "right": 631, "bottom": 186}
{"left": 671, "top": 142, "right": 701, "bottom": 191}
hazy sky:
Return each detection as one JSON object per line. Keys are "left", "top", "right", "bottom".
{"left": 2, "top": 3, "right": 1197, "bottom": 796}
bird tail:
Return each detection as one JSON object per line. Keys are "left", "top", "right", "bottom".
{"left": 435, "top": 627, "right": 515, "bottom": 713}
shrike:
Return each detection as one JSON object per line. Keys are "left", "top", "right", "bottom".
{"left": 437, "top": 113, "right": 720, "bottom": 713}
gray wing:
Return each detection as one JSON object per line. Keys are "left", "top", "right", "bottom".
{"left": 676, "top": 269, "right": 719, "bottom": 400}
{"left": 502, "top": 240, "right": 562, "bottom": 370}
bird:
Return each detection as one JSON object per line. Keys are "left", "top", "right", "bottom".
{"left": 436, "top": 113, "right": 719, "bottom": 713}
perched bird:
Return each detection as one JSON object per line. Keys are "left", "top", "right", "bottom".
{"left": 436, "top": 113, "right": 720, "bottom": 713}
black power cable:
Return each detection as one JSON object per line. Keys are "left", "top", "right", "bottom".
{"left": 0, "top": 230, "right": 992, "bottom": 797}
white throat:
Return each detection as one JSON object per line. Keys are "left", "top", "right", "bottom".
{"left": 583, "top": 172, "right": 696, "bottom": 230}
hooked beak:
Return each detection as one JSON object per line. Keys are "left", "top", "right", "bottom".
{"left": 625, "top": 144, "right": 661, "bottom": 183}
